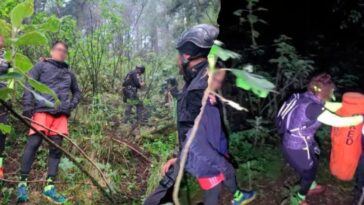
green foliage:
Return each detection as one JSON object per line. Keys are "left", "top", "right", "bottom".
{"left": 1, "top": 0, "right": 61, "bottom": 104}
{"left": 234, "top": 0, "right": 267, "bottom": 48}
{"left": 231, "top": 67, "right": 276, "bottom": 98}
{"left": 1, "top": 187, "right": 14, "bottom": 205}
{"left": 0, "top": 123, "right": 12, "bottom": 134}
{"left": 270, "top": 36, "right": 314, "bottom": 89}
{"left": 10, "top": 0, "right": 33, "bottom": 28}
{"left": 16, "top": 31, "right": 48, "bottom": 46}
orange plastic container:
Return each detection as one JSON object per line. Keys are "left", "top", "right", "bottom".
{"left": 330, "top": 92, "right": 364, "bottom": 181}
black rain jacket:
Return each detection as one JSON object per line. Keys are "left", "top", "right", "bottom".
{"left": 23, "top": 59, "right": 81, "bottom": 115}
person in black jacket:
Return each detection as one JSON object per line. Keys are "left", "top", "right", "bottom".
{"left": 144, "top": 24, "right": 229, "bottom": 205}
{"left": 122, "top": 65, "right": 145, "bottom": 123}
{"left": 0, "top": 35, "right": 10, "bottom": 179}
{"left": 17, "top": 41, "right": 81, "bottom": 204}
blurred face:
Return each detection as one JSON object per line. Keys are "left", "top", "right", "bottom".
{"left": 50, "top": 43, "right": 68, "bottom": 62}
{"left": 318, "top": 86, "right": 335, "bottom": 102}
{"left": 176, "top": 53, "right": 190, "bottom": 74}
{"left": 0, "top": 36, "right": 4, "bottom": 49}
{"left": 211, "top": 70, "right": 226, "bottom": 91}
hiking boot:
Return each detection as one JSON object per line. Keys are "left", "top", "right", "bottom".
{"left": 307, "top": 184, "right": 326, "bottom": 196}
{"left": 17, "top": 183, "right": 29, "bottom": 202}
{"left": 43, "top": 185, "right": 66, "bottom": 204}
{"left": 0, "top": 167, "right": 4, "bottom": 179}
{"left": 232, "top": 190, "right": 256, "bottom": 205}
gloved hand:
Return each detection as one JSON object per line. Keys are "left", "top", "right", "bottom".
{"left": 22, "top": 109, "right": 34, "bottom": 118}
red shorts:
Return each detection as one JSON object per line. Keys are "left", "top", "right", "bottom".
{"left": 29, "top": 112, "right": 69, "bottom": 136}
{"left": 197, "top": 173, "right": 225, "bottom": 190}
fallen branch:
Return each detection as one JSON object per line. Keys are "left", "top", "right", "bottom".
{"left": 0, "top": 100, "right": 115, "bottom": 204}
{"left": 22, "top": 115, "right": 113, "bottom": 193}
{"left": 110, "top": 137, "right": 151, "bottom": 163}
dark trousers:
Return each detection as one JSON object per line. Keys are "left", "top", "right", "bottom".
{"left": 203, "top": 164, "right": 238, "bottom": 205}
{"left": 355, "top": 135, "right": 364, "bottom": 192}
{"left": 144, "top": 163, "right": 179, "bottom": 205}
{"left": 20, "top": 134, "right": 63, "bottom": 179}
{"left": 144, "top": 160, "right": 238, "bottom": 205}
{"left": 283, "top": 146, "right": 319, "bottom": 195}
{"left": 0, "top": 109, "right": 8, "bottom": 157}
{"left": 125, "top": 102, "right": 144, "bottom": 122}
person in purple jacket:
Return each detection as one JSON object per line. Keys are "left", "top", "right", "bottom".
{"left": 277, "top": 73, "right": 364, "bottom": 205}
{"left": 161, "top": 70, "right": 256, "bottom": 205}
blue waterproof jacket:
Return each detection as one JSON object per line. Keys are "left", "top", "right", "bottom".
{"left": 182, "top": 101, "right": 230, "bottom": 177}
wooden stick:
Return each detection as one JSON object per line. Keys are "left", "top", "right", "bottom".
{"left": 110, "top": 137, "right": 151, "bottom": 163}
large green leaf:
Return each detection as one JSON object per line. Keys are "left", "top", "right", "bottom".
{"left": 39, "top": 16, "right": 60, "bottom": 32}
{"left": 0, "top": 72, "right": 24, "bottom": 81}
{"left": 0, "top": 20, "right": 11, "bottom": 37}
{"left": 209, "top": 42, "right": 241, "bottom": 61}
{"left": 28, "top": 79, "right": 59, "bottom": 107}
{"left": 14, "top": 53, "right": 33, "bottom": 72}
{"left": 0, "top": 88, "right": 13, "bottom": 100}
{"left": 0, "top": 123, "right": 12, "bottom": 134}
{"left": 16, "top": 31, "right": 48, "bottom": 46}
{"left": 4, "top": 49, "right": 12, "bottom": 62}
{"left": 10, "top": 0, "right": 34, "bottom": 28}
{"left": 229, "top": 68, "right": 276, "bottom": 98}
{"left": 30, "top": 89, "right": 55, "bottom": 108}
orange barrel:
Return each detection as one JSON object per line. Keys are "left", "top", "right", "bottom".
{"left": 330, "top": 92, "right": 364, "bottom": 181}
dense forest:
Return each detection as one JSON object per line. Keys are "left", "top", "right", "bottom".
{"left": 0, "top": 0, "right": 364, "bottom": 205}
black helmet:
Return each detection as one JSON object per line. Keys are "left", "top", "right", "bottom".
{"left": 176, "top": 24, "right": 219, "bottom": 50}
{"left": 136, "top": 65, "right": 145, "bottom": 74}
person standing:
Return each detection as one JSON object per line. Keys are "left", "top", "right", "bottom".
{"left": 0, "top": 35, "right": 11, "bottom": 179}
{"left": 276, "top": 73, "right": 364, "bottom": 205}
{"left": 144, "top": 24, "right": 245, "bottom": 205}
{"left": 17, "top": 41, "right": 81, "bottom": 204}
{"left": 122, "top": 65, "right": 146, "bottom": 124}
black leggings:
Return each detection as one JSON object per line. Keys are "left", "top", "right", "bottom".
{"left": 282, "top": 146, "right": 319, "bottom": 195}
{"left": 0, "top": 109, "right": 8, "bottom": 157}
{"left": 20, "top": 134, "right": 63, "bottom": 179}
{"left": 0, "top": 132, "right": 5, "bottom": 157}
